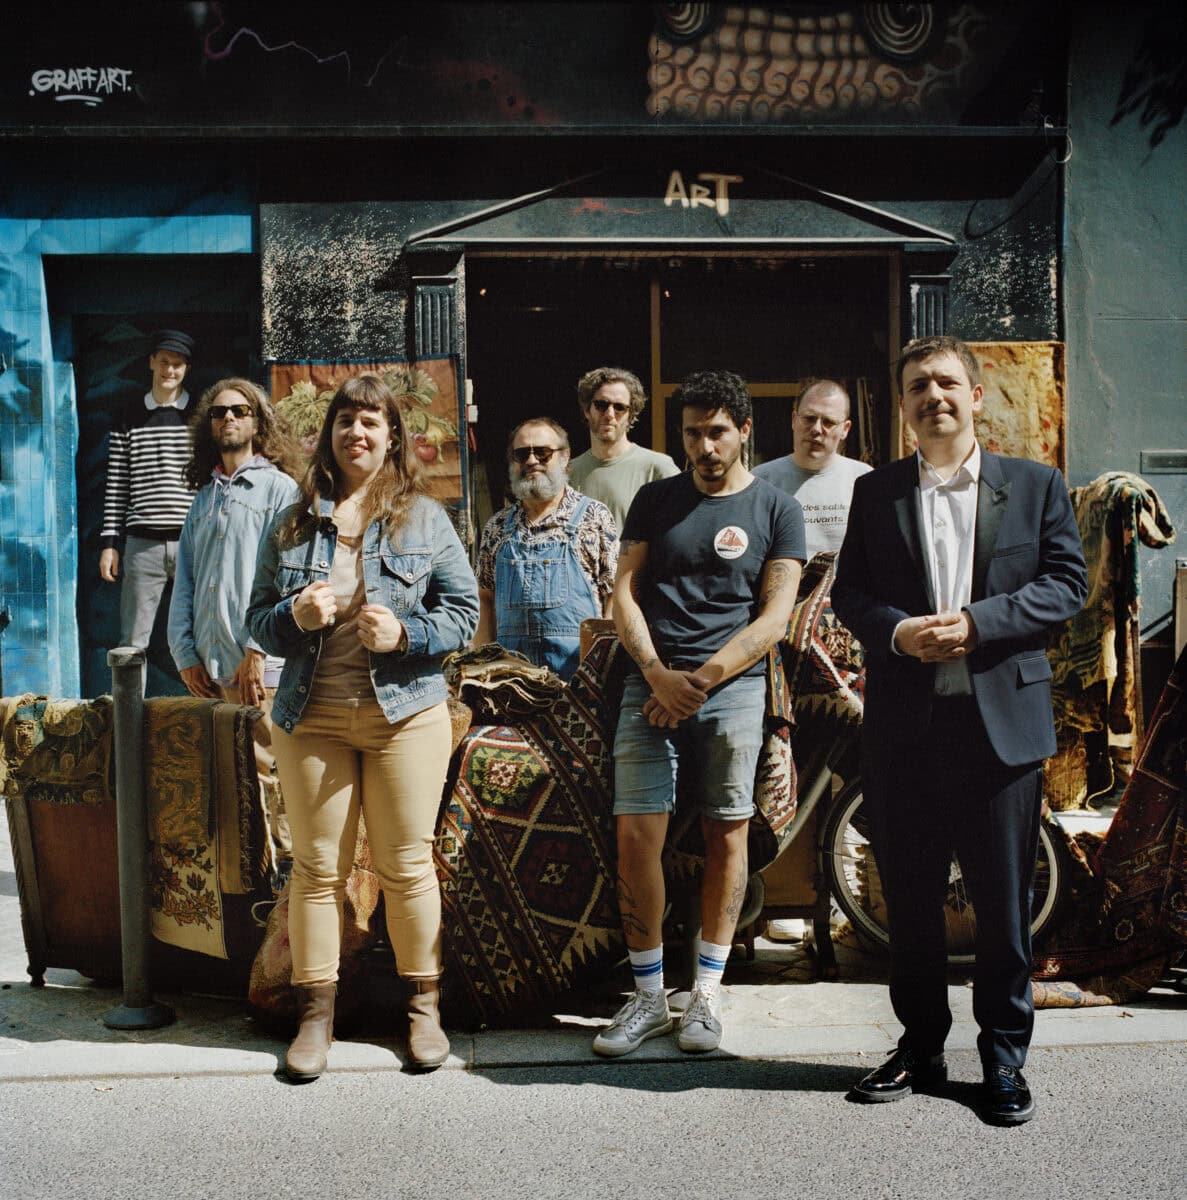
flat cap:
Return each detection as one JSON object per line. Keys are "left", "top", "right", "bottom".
{"left": 151, "top": 329, "right": 194, "bottom": 359}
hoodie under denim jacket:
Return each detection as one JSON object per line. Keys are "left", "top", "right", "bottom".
{"left": 168, "top": 456, "right": 300, "bottom": 685}
{"left": 246, "top": 494, "right": 479, "bottom": 732}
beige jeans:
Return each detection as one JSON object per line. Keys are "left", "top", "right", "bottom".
{"left": 218, "top": 685, "right": 291, "bottom": 858}
{"left": 273, "top": 699, "right": 452, "bottom": 985}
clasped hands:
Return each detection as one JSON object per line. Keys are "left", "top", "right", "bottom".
{"left": 894, "top": 610, "right": 978, "bottom": 662}
{"left": 640, "top": 664, "right": 713, "bottom": 729}
{"left": 293, "top": 581, "right": 405, "bottom": 653}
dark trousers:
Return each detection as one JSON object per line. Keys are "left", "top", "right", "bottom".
{"left": 863, "top": 697, "right": 1043, "bottom": 1069}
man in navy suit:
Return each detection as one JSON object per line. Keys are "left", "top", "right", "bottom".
{"left": 832, "top": 336, "right": 1086, "bottom": 1125}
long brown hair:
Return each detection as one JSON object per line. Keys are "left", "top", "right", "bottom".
{"left": 285, "top": 373, "right": 424, "bottom": 543}
{"left": 184, "top": 378, "right": 304, "bottom": 489}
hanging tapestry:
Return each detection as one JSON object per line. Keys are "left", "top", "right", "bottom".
{"left": 270, "top": 356, "right": 463, "bottom": 505}
{"left": 899, "top": 342, "right": 1066, "bottom": 471}
{"left": 1045, "top": 472, "right": 1176, "bottom": 806}
{"left": 146, "top": 698, "right": 266, "bottom": 960}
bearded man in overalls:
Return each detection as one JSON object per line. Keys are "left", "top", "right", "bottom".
{"left": 475, "top": 416, "right": 618, "bottom": 679}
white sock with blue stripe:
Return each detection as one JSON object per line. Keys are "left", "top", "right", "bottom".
{"left": 628, "top": 946, "right": 664, "bottom": 993}
{"left": 695, "top": 939, "right": 731, "bottom": 993}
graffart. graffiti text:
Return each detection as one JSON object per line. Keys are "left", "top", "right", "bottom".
{"left": 29, "top": 67, "right": 134, "bottom": 107}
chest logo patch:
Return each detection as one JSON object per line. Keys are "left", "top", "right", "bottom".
{"left": 713, "top": 526, "right": 749, "bottom": 560}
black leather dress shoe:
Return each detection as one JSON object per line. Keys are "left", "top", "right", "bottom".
{"left": 981, "top": 1065, "right": 1036, "bottom": 1125}
{"left": 850, "top": 1048, "right": 947, "bottom": 1103}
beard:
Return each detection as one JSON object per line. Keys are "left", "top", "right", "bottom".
{"left": 511, "top": 465, "right": 566, "bottom": 503}
{"left": 216, "top": 430, "right": 255, "bottom": 453}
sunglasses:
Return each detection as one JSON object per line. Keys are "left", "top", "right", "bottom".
{"left": 591, "top": 398, "right": 630, "bottom": 415}
{"left": 511, "top": 445, "right": 562, "bottom": 465}
{"left": 209, "top": 404, "right": 254, "bottom": 420}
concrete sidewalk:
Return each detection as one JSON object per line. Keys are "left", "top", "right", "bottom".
{"left": 3, "top": 816, "right": 1184, "bottom": 1083}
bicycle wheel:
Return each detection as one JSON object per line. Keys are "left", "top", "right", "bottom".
{"left": 823, "top": 778, "right": 1067, "bottom": 966}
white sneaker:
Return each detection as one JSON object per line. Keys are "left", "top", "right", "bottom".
{"left": 766, "top": 918, "right": 805, "bottom": 943}
{"left": 677, "top": 983, "right": 723, "bottom": 1053}
{"left": 591, "top": 989, "right": 673, "bottom": 1058}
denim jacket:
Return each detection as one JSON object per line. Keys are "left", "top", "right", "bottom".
{"left": 168, "top": 458, "right": 300, "bottom": 684}
{"left": 246, "top": 494, "right": 479, "bottom": 732}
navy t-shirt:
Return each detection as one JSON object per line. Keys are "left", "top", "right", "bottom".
{"left": 622, "top": 473, "right": 805, "bottom": 679}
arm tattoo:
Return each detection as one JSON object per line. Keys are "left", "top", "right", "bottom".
{"left": 622, "top": 612, "right": 658, "bottom": 671}
{"left": 616, "top": 873, "right": 651, "bottom": 940}
{"left": 760, "top": 560, "right": 798, "bottom": 605}
{"left": 739, "top": 629, "right": 774, "bottom": 665}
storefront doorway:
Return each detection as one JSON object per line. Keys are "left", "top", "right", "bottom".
{"left": 465, "top": 251, "right": 895, "bottom": 527}
{"left": 44, "top": 254, "right": 257, "bottom": 697}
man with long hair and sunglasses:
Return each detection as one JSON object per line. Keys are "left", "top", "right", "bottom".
{"left": 475, "top": 416, "right": 618, "bottom": 679}
{"left": 569, "top": 366, "right": 679, "bottom": 535}
{"left": 168, "top": 378, "right": 304, "bottom": 876}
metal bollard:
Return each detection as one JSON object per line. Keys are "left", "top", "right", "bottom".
{"left": 102, "top": 647, "right": 175, "bottom": 1031}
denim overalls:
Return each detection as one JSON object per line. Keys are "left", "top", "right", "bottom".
{"left": 494, "top": 496, "right": 600, "bottom": 679}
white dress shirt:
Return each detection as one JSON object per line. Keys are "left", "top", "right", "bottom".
{"left": 892, "top": 444, "right": 980, "bottom": 696}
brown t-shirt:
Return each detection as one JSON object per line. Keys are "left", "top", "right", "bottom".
{"left": 309, "top": 532, "right": 373, "bottom": 705}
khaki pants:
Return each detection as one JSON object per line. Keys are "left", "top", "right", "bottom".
{"left": 273, "top": 699, "right": 452, "bottom": 985}
{"left": 218, "top": 685, "right": 291, "bottom": 859}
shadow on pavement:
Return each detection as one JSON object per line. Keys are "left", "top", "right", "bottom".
{"left": 472, "top": 1056, "right": 860, "bottom": 1094}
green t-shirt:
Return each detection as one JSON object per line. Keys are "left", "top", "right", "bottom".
{"left": 569, "top": 444, "right": 681, "bottom": 534}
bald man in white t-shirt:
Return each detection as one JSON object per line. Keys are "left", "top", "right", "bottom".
{"left": 753, "top": 379, "right": 870, "bottom": 941}
{"left": 753, "top": 379, "right": 871, "bottom": 559}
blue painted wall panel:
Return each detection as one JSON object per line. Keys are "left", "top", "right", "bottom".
{"left": 0, "top": 190, "right": 253, "bottom": 698}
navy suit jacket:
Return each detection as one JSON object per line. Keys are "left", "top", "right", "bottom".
{"left": 832, "top": 449, "right": 1087, "bottom": 768}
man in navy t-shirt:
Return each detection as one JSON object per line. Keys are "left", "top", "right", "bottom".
{"left": 592, "top": 370, "right": 805, "bottom": 1059}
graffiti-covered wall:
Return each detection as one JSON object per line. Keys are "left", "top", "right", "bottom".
{"left": 6, "top": 4, "right": 1065, "bottom": 133}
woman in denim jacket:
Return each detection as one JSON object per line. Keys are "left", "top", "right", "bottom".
{"left": 247, "top": 373, "right": 478, "bottom": 1081}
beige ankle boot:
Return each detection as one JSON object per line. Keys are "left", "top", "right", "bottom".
{"left": 285, "top": 982, "right": 336, "bottom": 1082}
{"left": 406, "top": 977, "right": 450, "bottom": 1070}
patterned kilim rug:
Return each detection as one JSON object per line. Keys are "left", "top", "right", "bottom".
{"left": 1033, "top": 645, "right": 1187, "bottom": 1006}
{"left": 146, "top": 698, "right": 266, "bottom": 961}
{"left": 436, "top": 637, "right": 626, "bottom": 1026}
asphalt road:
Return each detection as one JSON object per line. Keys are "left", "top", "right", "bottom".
{"left": 3, "top": 1043, "right": 1184, "bottom": 1200}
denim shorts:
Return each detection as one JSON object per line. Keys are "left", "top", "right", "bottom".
{"left": 613, "top": 672, "right": 766, "bottom": 821}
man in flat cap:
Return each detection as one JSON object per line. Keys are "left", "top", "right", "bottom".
{"left": 99, "top": 329, "right": 199, "bottom": 659}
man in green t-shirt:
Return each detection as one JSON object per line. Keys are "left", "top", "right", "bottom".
{"left": 568, "top": 366, "right": 680, "bottom": 534}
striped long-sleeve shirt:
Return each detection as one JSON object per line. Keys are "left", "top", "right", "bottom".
{"left": 100, "top": 392, "right": 196, "bottom": 547}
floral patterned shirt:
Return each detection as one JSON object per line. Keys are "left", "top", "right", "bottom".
{"left": 477, "top": 486, "right": 618, "bottom": 602}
